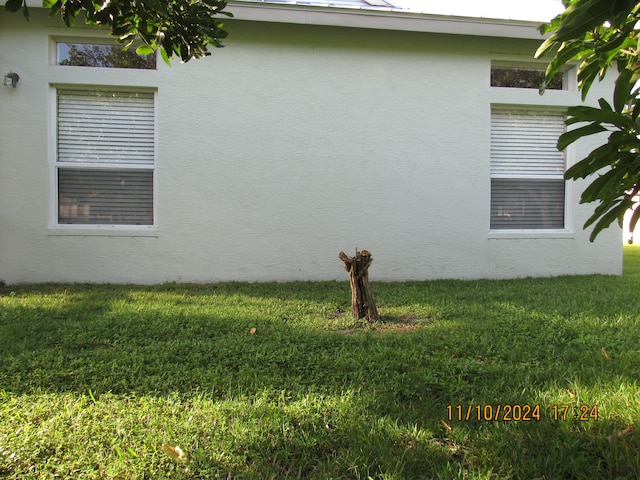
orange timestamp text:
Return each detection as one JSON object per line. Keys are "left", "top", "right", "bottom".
{"left": 446, "top": 404, "right": 599, "bottom": 422}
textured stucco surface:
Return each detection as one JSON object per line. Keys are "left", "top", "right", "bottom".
{"left": 0, "top": 10, "right": 622, "bottom": 283}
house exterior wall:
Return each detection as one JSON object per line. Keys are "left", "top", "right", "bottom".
{"left": 0, "top": 9, "right": 622, "bottom": 284}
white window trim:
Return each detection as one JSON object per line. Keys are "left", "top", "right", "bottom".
{"left": 50, "top": 35, "right": 158, "bottom": 69}
{"left": 488, "top": 105, "right": 573, "bottom": 237}
{"left": 490, "top": 61, "right": 570, "bottom": 92}
{"left": 490, "top": 57, "right": 578, "bottom": 93}
{"left": 48, "top": 85, "right": 159, "bottom": 235}
{"left": 488, "top": 159, "right": 575, "bottom": 239}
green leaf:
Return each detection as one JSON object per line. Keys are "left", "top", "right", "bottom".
{"left": 566, "top": 105, "right": 633, "bottom": 129}
{"left": 546, "top": 41, "right": 584, "bottom": 79}
{"left": 45, "top": 0, "right": 63, "bottom": 16}
{"left": 535, "top": 35, "right": 557, "bottom": 60}
{"left": 632, "top": 99, "right": 640, "bottom": 121}
{"left": 120, "top": 33, "right": 137, "bottom": 48}
{"left": 558, "top": 124, "right": 607, "bottom": 151}
{"left": 566, "top": 143, "right": 619, "bottom": 179}
{"left": 112, "top": 24, "right": 134, "bottom": 37}
{"left": 598, "top": 28, "right": 637, "bottom": 55}
{"left": 629, "top": 202, "right": 640, "bottom": 235}
{"left": 598, "top": 98, "right": 613, "bottom": 111}
{"left": 136, "top": 44, "right": 155, "bottom": 56}
{"left": 587, "top": 204, "right": 624, "bottom": 241}
{"left": 160, "top": 46, "right": 172, "bottom": 66}
{"left": 584, "top": 190, "right": 636, "bottom": 241}
{"left": 4, "top": 0, "right": 23, "bottom": 13}
{"left": 577, "top": 60, "right": 603, "bottom": 100}
{"left": 614, "top": 68, "right": 634, "bottom": 113}
{"left": 537, "top": 0, "right": 640, "bottom": 241}
{"left": 6, "top": 0, "right": 232, "bottom": 63}
{"left": 554, "top": 0, "right": 612, "bottom": 43}
{"left": 580, "top": 170, "right": 624, "bottom": 203}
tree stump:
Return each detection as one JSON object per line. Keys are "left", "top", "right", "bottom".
{"left": 339, "top": 249, "right": 380, "bottom": 322}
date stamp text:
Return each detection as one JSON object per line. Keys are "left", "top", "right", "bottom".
{"left": 446, "top": 404, "right": 599, "bottom": 422}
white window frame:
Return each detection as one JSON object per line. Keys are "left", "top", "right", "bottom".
{"left": 488, "top": 55, "right": 579, "bottom": 239}
{"left": 51, "top": 37, "right": 157, "bottom": 70}
{"left": 490, "top": 61, "right": 570, "bottom": 91}
{"left": 489, "top": 106, "right": 571, "bottom": 235}
{"left": 49, "top": 85, "right": 158, "bottom": 233}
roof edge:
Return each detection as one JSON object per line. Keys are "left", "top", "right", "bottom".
{"left": 0, "top": 0, "right": 547, "bottom": 40}
{"left": 227, "top": 1, "right": 547, "bottom": 40}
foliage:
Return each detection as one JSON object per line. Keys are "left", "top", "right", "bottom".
{"left": 60, "top": 43, "right": 156, "bottom": 69}
{"left": 536, "top": 0, "right": 640, "bottom": 241}
{"left": 4, "top": 0, "right": 232, "bottom": 63}
{"left": 1, "top": 250, "right": 640, "bottom": 478}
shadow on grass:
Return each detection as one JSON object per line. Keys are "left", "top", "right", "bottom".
{"left": 1, "top": 276, "right": 639, "bottom": 478}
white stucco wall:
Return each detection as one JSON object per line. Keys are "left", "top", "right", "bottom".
{"left": 0, "top": 8, "right": 622, "bottom": 284}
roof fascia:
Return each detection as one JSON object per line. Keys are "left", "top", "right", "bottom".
{"left": 0, "top": 1, "right": 546, "bottom": 40}
{"left": 227, "top": 2, "right": 547, "bottom": 40}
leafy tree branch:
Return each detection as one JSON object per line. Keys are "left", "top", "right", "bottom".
{"left": 4, "top": 0, "right": 233, "bottom": 62}
{"left": 537, "top": 0, "right": 640, "bottom": 241}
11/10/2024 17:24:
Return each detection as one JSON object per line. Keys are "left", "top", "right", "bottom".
{"left": 446, "top": 404, "right": 599, "bottom": 422}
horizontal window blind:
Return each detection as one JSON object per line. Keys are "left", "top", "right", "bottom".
{"left": 58, "top": 169, "right": 153, "bottom": 225}
{"left": 491, "top": 179, "right": 564, "bottom": 229}
{"left": 491, "top": 110, "right": 565, "bottom": 177}
{"left": 56, "top": 88, "right": 155, "bottom": 226}
{"left": 58, "top": 90, "right": 155, "bottom": 165}
{"left": 490, "top": 109, "right": 566, "bottom": 230}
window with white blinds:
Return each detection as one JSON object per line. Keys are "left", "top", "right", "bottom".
{"left": 56, "top": 89, "right": 155, "bottom": 226}
{"left": 490, "top": 109, "right": 566, "bottom": 230}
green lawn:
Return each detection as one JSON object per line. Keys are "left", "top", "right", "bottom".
{"left": 1, "top": 248, "right": 639, "bottom": 479}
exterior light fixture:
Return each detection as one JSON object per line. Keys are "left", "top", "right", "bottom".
{"left": 4, "top": 72, "right": 19, "bottom": 87}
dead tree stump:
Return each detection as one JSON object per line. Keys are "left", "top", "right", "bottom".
{"left": 339, "top": 249, "right": 380, "bottom": 322}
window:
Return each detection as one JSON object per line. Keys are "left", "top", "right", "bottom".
{"left": 490, "top": 108, "right": 566, "bottom": 230}
{"left": 491, "top": 65, "right": 563, "bottom": 90}
{"left": 56, "top": 89, "right": 155, "bottom": 226}
{"left": 56, "top": 42, "right": 156, "bottom": 69}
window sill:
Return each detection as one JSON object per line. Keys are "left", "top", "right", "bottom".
{"left": 488, "top": 230, "right": 574, "bottom": 240}
{"left": 48, "top": 226, "right": 159, "bottom": 237}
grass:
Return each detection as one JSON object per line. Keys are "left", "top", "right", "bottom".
{"left": 1, "top": 247, "right": 639, "bottom": 479}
